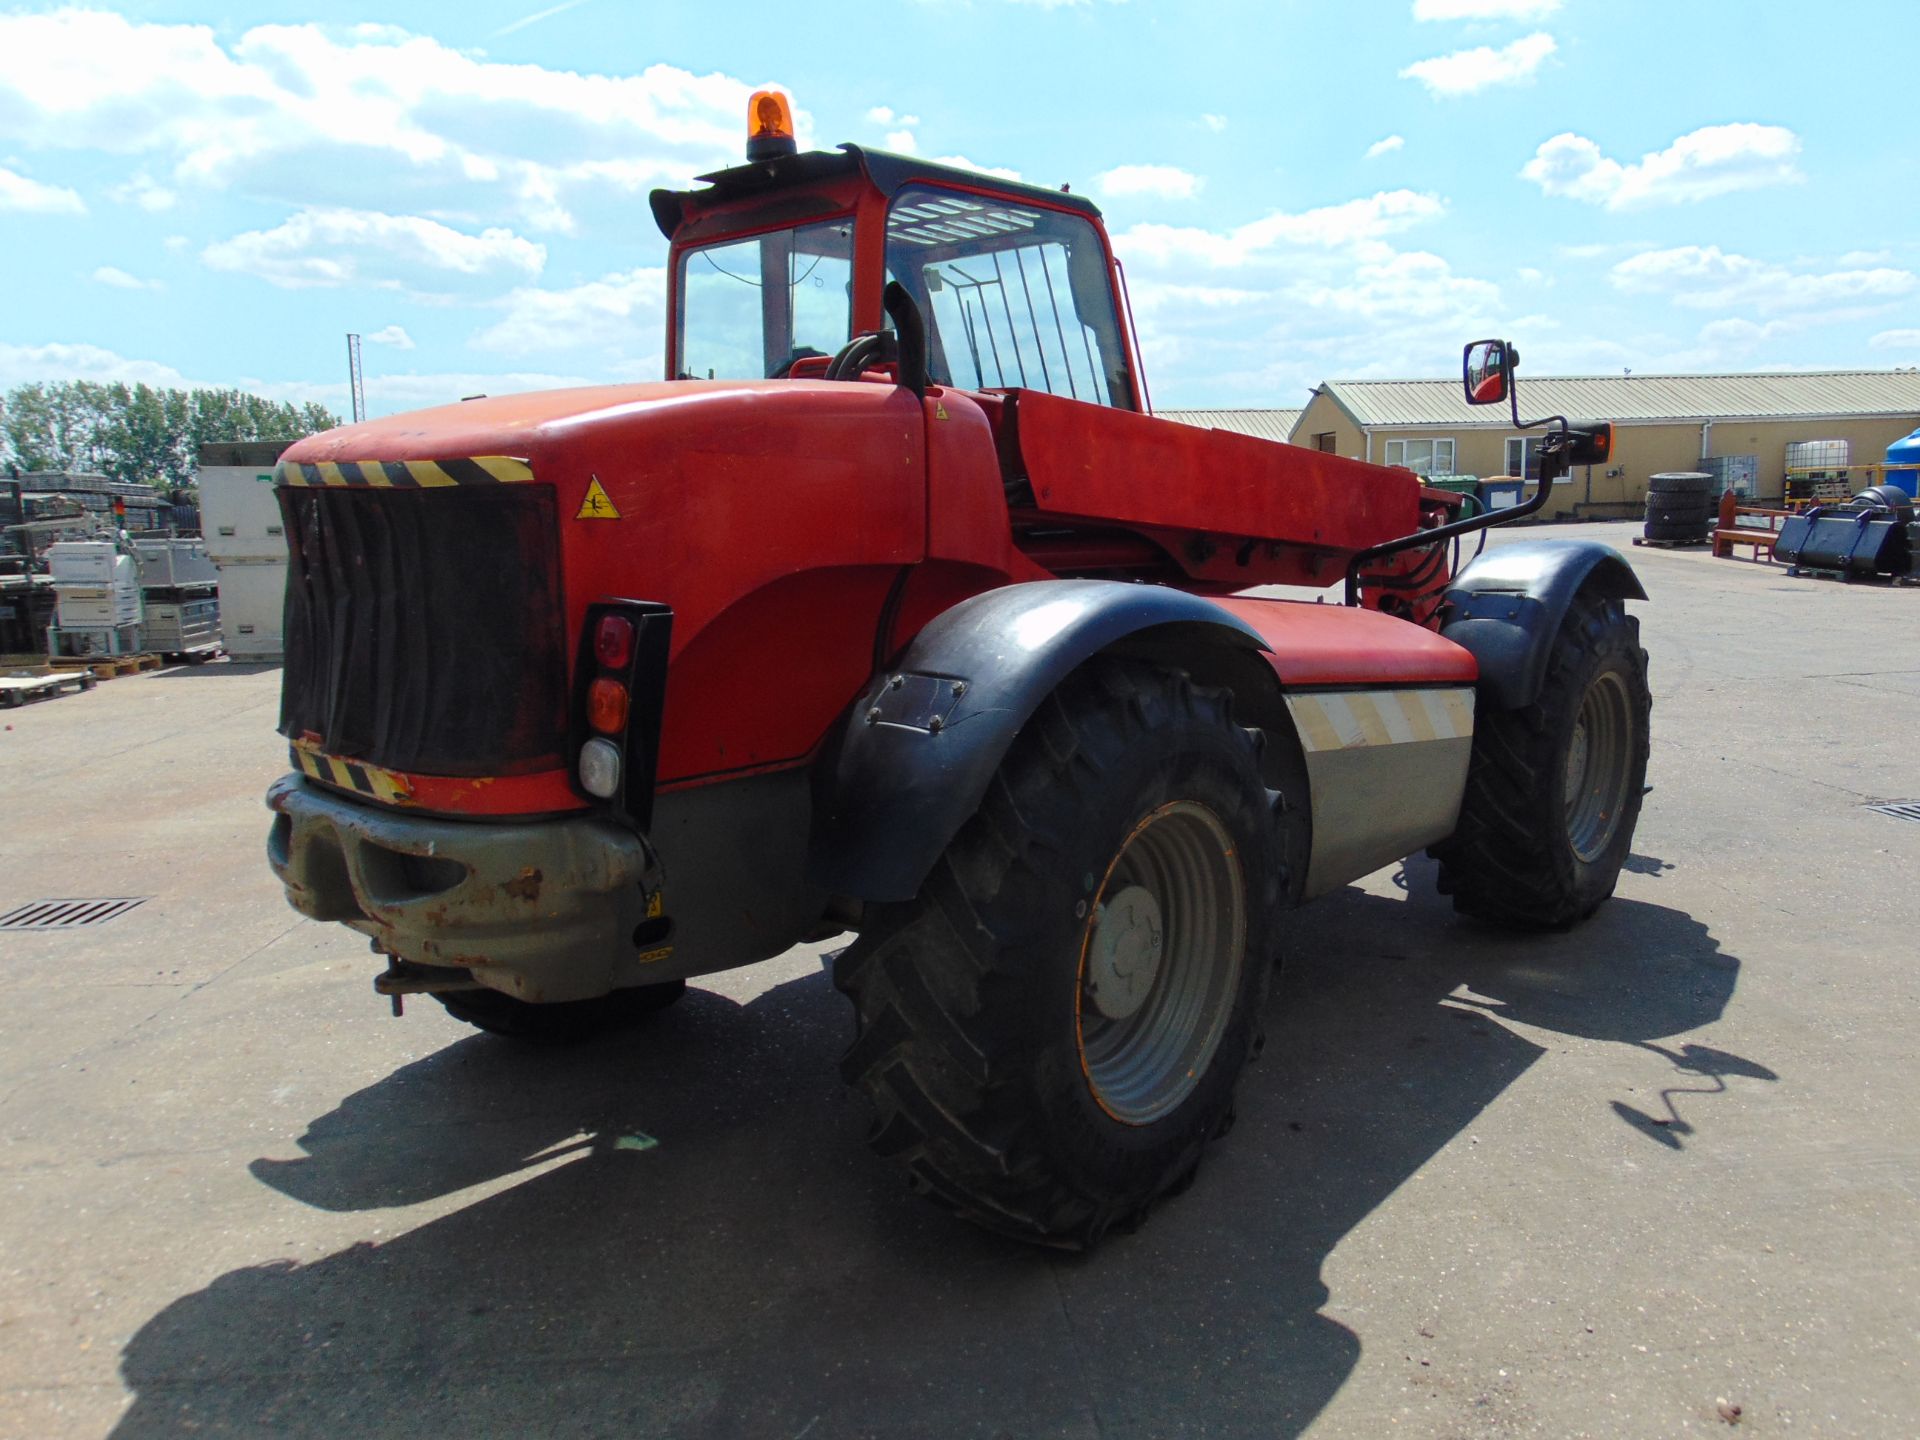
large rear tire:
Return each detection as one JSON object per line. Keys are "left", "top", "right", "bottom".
{"left": 835, "top": 659, "right": 1281, "bottom": 1247}
{"left": 1432, "top": 593, "right": 1651, "bottom": 928}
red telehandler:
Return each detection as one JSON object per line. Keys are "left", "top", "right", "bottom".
{"left": 267, "top": 93, "right": 1648, "bottom": 1246}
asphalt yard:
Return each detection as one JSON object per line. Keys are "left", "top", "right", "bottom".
{"left": 2, "top": 521, "right": 1916, "bottom": 1438}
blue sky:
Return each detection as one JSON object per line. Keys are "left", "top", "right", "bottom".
{"left": 2, "top": 0, "right": 1915, "bottom": 417}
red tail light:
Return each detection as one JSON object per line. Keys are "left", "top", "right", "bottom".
{"left": 594, "top": 614, "right": 634, "bottom": 670}
{"left": 587, "top": 678, "right": 630, "bottom": 734}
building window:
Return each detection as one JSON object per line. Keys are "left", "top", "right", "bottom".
{"left": 1506, "top": 435, "right": 1570, "bottom": 484}
{"left": 1314, "top": 432, "right": 1337, "bottom": 454}
{"left": 1384, "top": 438, "right": 1456, "bottom": 476}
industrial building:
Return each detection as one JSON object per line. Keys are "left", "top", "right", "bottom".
{"left": 1173, "top": 370, "right": 1920, "bottom": 519}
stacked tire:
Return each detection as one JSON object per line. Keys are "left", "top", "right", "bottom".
{"left": 1643, "top": 472, "right": 1716, "bottom": 543}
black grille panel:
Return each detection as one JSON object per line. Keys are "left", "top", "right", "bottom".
{"left": 278, "top": 485, "right": 568, "bottom": 777}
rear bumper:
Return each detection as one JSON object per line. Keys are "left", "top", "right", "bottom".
{"left": 265, "top": 774, "right": 664, "bottom": 1003}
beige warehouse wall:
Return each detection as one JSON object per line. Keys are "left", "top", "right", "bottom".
{"left": 1698, "top": 418, "right": 1919, "bottom": 499}
{"left": 1355, "top": 415, "right": 1920, "bottom": 516}
{"left": 1291, "top": 392, "right": 1366, "bottom": 459}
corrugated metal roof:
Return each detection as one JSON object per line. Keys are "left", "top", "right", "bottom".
{"left": 1160, "top": 408, "right": 1305, "bottom": 443}
{"left": 1324, "top": 370, "right": 1920, "bottom": 428}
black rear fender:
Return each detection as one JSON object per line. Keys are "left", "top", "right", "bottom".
{"left": 809, "top": 580, "right": 1295, "bottom": 903}
{"left": 1440, "top": 541, "right": 1647, "bottom": 711}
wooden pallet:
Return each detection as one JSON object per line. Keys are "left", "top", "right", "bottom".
{"left": 0, "top": 670, "right": 96, "bottom": 708}
{"left": 47, "top": 652, "right": 164, "bottom": 679}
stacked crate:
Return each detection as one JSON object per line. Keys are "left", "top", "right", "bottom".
{"left": 46, "top": 541, "right": 143, "bottom": 658}
{"left": 133, "top": 538, "right": 221, "bottom": 658}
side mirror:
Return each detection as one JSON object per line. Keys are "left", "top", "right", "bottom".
{"left": 1463, "top": 339, "right": 1515, "bottom": 407}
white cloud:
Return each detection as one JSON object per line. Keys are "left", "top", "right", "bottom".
{"left": 875, "top": 126, "right": 1021, "bottom": 181}
{"left": 91, "top": 265, "right": 162, "bottom": 291}
{"left": 1400, "top": 33, "right": 1555, "bottom": 97}
{"left": 866, "top": 106, "right": 918, "bottom": 127}
{"left": 108, "top": 173, "right": 176, "bottom": 212}
{"left": 366, "top": 324, "right": 415, "bottom": 350}
{"left": 1693, "top": 316, "right": 1802, "bottom": 357}
{"left": 1365, "top": 135, "right": 1405, "bottom": 160}
{"left": 0, "top": 10, "right": 790, "bottom": 232}
{"left": 1413, "top": 0, "right": 1560, "bottom": 19}
{"left": 202, "top": 207, "right": 547, "bottom": 289}
{"left": 1201, "top": 113, "right": 1228, "bottom": 133}
{"left": 1101, "top": 181, "right": 1506, "bottom": 404}
{"left": 0, "top": 340, "right": 193, "bottom": 389}
{"left": 1096, "top": 164, "right": 1202, "bottom": 201}
{"left": 0, "top": 164, "right": 85, "bottom": 214}
{"left": 1291, "top": 249, "right": 1501, "bottom": 322}
{"left": 1521, "top": 123, "right": 1802, "bottom": 209}
{"left": 473, "top": 267, "right": 666, "bottom": 355}
{"left": 1609, "top": 245, "right": 1915, "bottom": 314}
{"left": 1118, "top": 190, "right": 1446, "bottom": 269}
{"left": 1840, "top": 250, "right": 1893, "bottom": 267}
{"left": 1869, "top": 329, "right": 1920, "bottom": 352}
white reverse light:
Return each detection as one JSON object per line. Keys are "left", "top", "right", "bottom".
{"left": 578, "top": 738, "right": 622, "bottom": 799}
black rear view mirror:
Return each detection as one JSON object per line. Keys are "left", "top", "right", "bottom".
{"left": 1464, "top": 340, "right": 1515, "bottom": 407}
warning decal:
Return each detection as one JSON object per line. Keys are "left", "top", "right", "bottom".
{"left": 576, "top": 477, "right": 621, "bottom": 520}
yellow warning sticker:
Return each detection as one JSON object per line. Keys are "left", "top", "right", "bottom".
{"left": 645, "top": 890, "right": 664, "bottom": 919}
{"left": 636, "top": 946, "right": 674, "bottom": 965}
{"left": 576, "top": 476, "right": 621, "bottom": 520}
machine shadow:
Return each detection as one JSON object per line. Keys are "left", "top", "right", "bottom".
{"left": 114, "top": 865, "right": 1753, "bottom": 1439}
{"left": 146, "top": 660, "right": 283, "bottom": 680}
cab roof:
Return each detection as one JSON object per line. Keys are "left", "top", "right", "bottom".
{"left": 648, "top": 143, "right": 1102, "bottom": 240}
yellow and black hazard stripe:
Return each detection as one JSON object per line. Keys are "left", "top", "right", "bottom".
{"left": 291, "top": 743, "right": 415, "bottom": 804}
{"left": 274, "top": 456, "right": 533, "bottom": 488}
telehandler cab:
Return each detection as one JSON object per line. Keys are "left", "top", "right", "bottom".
{"left": 267, "top": 91, "right": 1649, "bottom": 1245}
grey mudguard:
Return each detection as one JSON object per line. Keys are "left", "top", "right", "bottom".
{"left": 810, "top": 579, "right": 1268, "bottom": 903}
{"left": 1440, "top": 540, "right": 1647, "bottom": 711}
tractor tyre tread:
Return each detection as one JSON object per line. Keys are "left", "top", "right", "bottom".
{"left": 1431, "top": 594, "right": 1650, "bottom": 928}
{"left": 834, "top": 658, "right": 1279, "bottom": 1249}
{"left": 1647, "top": 473, "right": 1716, "bottom": 496}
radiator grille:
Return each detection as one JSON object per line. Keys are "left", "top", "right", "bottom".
{"left": 278, "top": 484, "right": 568, "bottom": 777}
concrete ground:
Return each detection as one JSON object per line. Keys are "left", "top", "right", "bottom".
{"left": 1, "top": 521, "right": 1916, "bottom": 1438}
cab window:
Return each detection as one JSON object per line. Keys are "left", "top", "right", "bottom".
{"left": 884, "top": 185, "right": 1133, "bottom": 409}
{"left": 677, "top": 218, "right": 855, "bottom": 379}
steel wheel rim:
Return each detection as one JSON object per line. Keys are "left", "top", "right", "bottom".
{"left": 1077, "top": 800, "right": 1247, "bottom": 1126}
{"left": 1565, "top": 670, "right": 1634, "bottom": 863}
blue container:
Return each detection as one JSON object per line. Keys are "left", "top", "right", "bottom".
{"left": 1483, "top": 478, "right": 1525, "bottom": 510}
{"left": 1885, "top": 426, "right": 1920, "bottom": 499}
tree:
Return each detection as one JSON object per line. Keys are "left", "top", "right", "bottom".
{"left": 0, "top": 382, "right": 341, "bottom": 491}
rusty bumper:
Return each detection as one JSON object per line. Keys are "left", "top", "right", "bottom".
{"left": 266, "top": 773, "right": 663, "bottom": 1003}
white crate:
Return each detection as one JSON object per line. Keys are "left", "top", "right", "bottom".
{"left": 47, "top": 542, "right": 123, "bottom": 585}
{"left": 216, "top": 561, "right": 287, "bottom": 660}
{"left": 199, "top": 467, "right": 290, "bottom": 562}
{"left": 58, "top": 596, "right": 143, "bottom": 626}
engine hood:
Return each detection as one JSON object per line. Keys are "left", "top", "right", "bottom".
{"left": 280, "top": 379, "right": 890, "bottom": 469}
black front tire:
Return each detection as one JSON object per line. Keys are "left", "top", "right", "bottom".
{"left": 434, "top": 980, "right": 687, "bottom": 1043}
{"left": 835, "top": 659, "right": 1282, "bottom": 1247}
{"left": 1433, "top": 593, "right": 1651, "bottom": 928}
